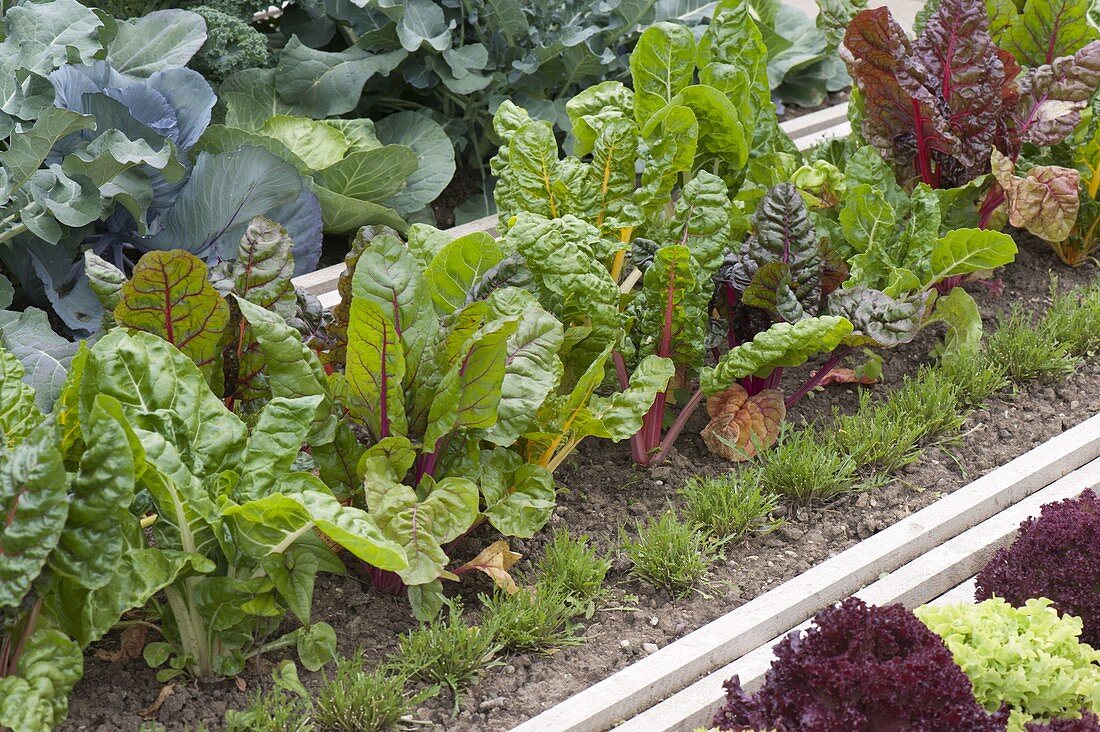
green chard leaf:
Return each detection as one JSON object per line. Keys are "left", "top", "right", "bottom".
{"left": 0, "top": 345, "right": 43, "bottom": 447}
{"left": 482, "top": 288, "right": 564, "bottom": 447}
{"left": 702, "top": 315, "right": 854, "bottom": 394}
{"left": 0, "top": 629, "right": 82, "bottom": 732}
{"left": 631, "top": 22, "right": 698, "bottom": 128}
{"left": 927, "top": 228, "right": 1018, "bottom": 285}
{"left": 479, "top": 447, "right": 555, "bottom": 538}
{"left": 0, "top": 420, "right": 69, "bottom": 609}
{"left": 1002, "top": 0, "right": 1099, "bottom": 67}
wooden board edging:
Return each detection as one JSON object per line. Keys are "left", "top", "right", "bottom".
{"left": 614, "top": 455, "right": 1100, "bottom": 732}
{"left": 509, "top": 414, "right": 1100, "bottom": 732}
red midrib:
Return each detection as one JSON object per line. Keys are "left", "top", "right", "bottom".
{"left": 379, "top": 319, "right": 390, "bottom": 439}
{"left": 161, "top": 263, "right": 175, "bottom": 344}
{"left": 1047, "top": 3, "right": 1066, "bottom": 64}
{"left": 659, "top": 265, "right": 676, "bottom": 359}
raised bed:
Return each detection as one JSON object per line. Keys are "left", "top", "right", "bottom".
{"left": 509, "top": 413, "right": 1100, "bottom": 732}
{"left": 289, "top": 103, "right": 852, "bottom": 308}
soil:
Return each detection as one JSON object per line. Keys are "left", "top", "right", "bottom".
{"left": 61, "top": 235, "right": 1100, "bottom": 732}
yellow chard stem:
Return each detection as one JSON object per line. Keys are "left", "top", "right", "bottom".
{"left": 609, "top": 226, "right": 633, "bottom": 282}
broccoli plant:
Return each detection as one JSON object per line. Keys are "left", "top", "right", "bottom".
{"left": 90, "top": 0, "right": 272, "bottom": 81}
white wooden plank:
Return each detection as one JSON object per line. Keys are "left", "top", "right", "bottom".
{"left": 293, "top": 261, "right": 345, "bottom": 297}
{"left": 796, "top": 121, "right": 852, "bottom": 151}
{"left": 510, "top": 414, "right": 1100, "bottom": 732}
{"left": 618, "top": 457, "right": 1100, "bottom": 732}
{"left": 446, "top": 213, "right": 498, "bottom": 239}
{"left": 928, "top": 578, "right": 978, "bottom": 607}
{"left": 781, "top": 102, "right": 849, "bottom": 138}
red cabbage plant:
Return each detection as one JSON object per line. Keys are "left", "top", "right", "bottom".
{"left": 712, "top": 597, "right": 1009, "bottom": 731}
{"left": 976, "top": 489, "right": 1100, "bottom": 647}
{"left": 841, "top": 0, "right": 1100, "bottom": 236}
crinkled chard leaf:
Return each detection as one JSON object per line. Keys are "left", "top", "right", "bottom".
{"left": 46, "top": 395, "right": 140, "bottom": 590}
{"left": 701, "top": 315, "right": 854, "bottom": 394}
{"left": 364, "top": 458, "right": 479, "bottom": 587}
{"left": 0, "top": 420, "right": 69, "bottom": 609}
{"left": 482, "top": 288, "right": 564, "bottom": 447}
{"left": 827, "top": 287, "right": 929, "bottom": 348}
{"left": 737, "top": 183, "right": 823, "bottom": 309}
{"left": 991, "top": 148, "right": 1081, "bottom": 242}
{"left": 1000, "top": 0, "right": 1098, "bottom": 67}
{"left": 927, "top": 228, "right": 1018, "bottom": 284}
{"left": 701, "top": 384, "right": 785, "bottom": 461}
{"left": 0, "top": 628, "right": 82, "bottom": 732}
{"left": 479, "top": 447, "right": 555, "bottom": 538}
{"left": 924, "top": 286, "right": 984, "bottom": 362}
{"left": 630, "top": 22, "right": 697, "bottom": 129}
{"left": 426, "top": 231, "right": 504, "bottom": 315}
{"left": 0, "top": 345, "right": 42, "bottom": 446}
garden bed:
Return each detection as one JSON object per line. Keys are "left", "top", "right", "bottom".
{"left": 610, "top": 450, "right": 1100, "bottom": 732}
{"left": 59, "top": 234, "right": 1100, "bottom": 732}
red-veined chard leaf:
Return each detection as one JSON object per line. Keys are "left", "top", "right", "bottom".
{"left": 114, "top": 250, "right": 230, "bottom": 382}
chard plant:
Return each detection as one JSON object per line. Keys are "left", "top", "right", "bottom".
{"left": 71, "top": 327, "right": 405, "bottom": 681}
{"left": 85, "top": 217, "right": 329, "bottom": 422}
{"left": 488, "top": 0, "right": 809, "bottom": 466}
{"left": 318, "top": 227, "right": 566, "bottom": 619}
{"left": 1, "top": 350, "right": 199, "bottom": 731}
{"left": 1043, "top": 101, "right": 1100, "bottom": 266}
{"left": 841, "top": 0, "right": 1100, "bottom": 238}
{"left": 799, "top": 146, "right": 1018, "bottom": 362}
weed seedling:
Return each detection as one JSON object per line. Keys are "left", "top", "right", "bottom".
{"left": 224, "top": 688, "right": 312, "bottom": 732}
{"left": 534, "top": 530, "right": 611, "bottom": 609}
{"left": 620, "top": 511, "right": 712, "bottom": 597}
{"left": 938, "top": 349, "right": 1009, "bottom": 409}
{"left": 835, "top": 368, "right": 963, "bottom": 471}
{"left": 757, "top": 428, "right": 862, "bottom": 504}
{"left": 679, "top": 471, "right": 781, "bottom": 544}
{"left": 985, "top": 305, "right": 1079, "bottom": 384}
{"left": 481, "top": 585, "right": 583, "bottom": 653}
{"left": 1042, "top": 281, "right": 1100, "bottom": 357}
{"left": 225, "top": 662, "right": 313, "bottom": 732}
{"left": 314, "top": 652, "right": 430, "bottom": 732}
{"left": 389, "top": 604, "right": 498, "bottom": 703}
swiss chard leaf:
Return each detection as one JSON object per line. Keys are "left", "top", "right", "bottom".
{"left": 701, "top": 315, "right": 854, "bottom": 394}
{"left": 0, "top": 420, "right": 69, "bottom": 609}
{"left": 114, "top": 250, "right": 231, "bottom": 383}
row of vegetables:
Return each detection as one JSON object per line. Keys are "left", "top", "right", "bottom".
{"left": 3, "top": 0, "right": 1100, "bottom": 728}
{"left": 709, "top": 489, "right": 1100, "bottom": 732}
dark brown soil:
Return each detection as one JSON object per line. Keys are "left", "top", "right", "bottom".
{"left": 777, "top": 90, "right": 850, "bottom": 121}
{"left": 430, "top": 166, "right": 484, "bottom": 230}
{"left": 61, "top": 236, "right": 1099, "bottom": 732}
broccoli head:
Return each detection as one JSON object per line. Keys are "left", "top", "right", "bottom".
{"left": 189, "top": 5, "right": 271, "bottom": 83}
